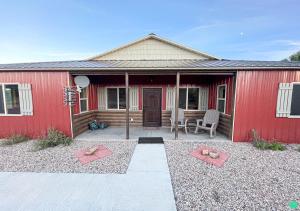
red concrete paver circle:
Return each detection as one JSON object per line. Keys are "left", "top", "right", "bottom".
{"left": 75, "top": 145, "right": 113, "bottom": 164}
{"left": 190, "top": 145, "right": 229, "bottom": 167}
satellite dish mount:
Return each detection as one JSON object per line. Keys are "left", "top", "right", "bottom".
{"left": 74, "top": 76, "right": 90, "bottom": 92}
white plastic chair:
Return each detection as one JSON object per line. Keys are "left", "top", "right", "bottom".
{"left": 170, "top": 108, "right": 189, "bottom": 134}
{"left": 194, "top": 109, "right": 220, "bottom": 138}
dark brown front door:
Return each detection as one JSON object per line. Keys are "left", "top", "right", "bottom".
{"left": 143, "top": 88, "right": 162, "bottom": 127}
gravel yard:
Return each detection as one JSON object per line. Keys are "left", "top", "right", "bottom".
{"left": 0, "top": 140, "right": 137, "bottom": 174}
{"left": 165, "top": 141, "right": 300, "bottom": 211}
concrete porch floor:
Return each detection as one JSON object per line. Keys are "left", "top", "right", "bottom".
{"left": 75, "top": 127, "right": 230, "bottom": 142}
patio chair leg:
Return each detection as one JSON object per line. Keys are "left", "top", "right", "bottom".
{"left": 171, "top": 126, "right": 173, "bottom": 132}
{"left": 194, "top": 126, "right": 198, "bottom": 134}
{"left": 210, "top": 129, "right": 213, "bottom": 138}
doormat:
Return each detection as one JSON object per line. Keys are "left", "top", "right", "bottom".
{"left": 138, "top": 137, "right": 164, "bottom": 144}
{"left": 190, "top": 145, "right": 229, "bottom": 167}
{"left": 75, "top": 145, "right": 112, "bottom": 164}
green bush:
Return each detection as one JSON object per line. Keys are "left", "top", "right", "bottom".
{"left": 251, "top": 129, "right": 285, "bottom": 151}
{"left": 1, "top": 134, "right": 29, "bottom": 145}
{"left": 35, "top": 128, "right": 72, "bottom": 150}
{"left": 268, "top": 142, "right": 286, "bottom": 151}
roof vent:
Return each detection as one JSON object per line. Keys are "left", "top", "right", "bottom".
{"left": 148, "top": 33, "right": 157, "bottom": 36}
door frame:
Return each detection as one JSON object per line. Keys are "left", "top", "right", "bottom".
{"left": 142, "top": 87, "right": 162, "bottom": 127}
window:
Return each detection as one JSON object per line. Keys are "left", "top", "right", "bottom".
{"left": 0, "top": 85, "right": 4, "bottom": 114}
{"left": 0, "top": 84, "right": 21, "bottom": 115}
{"left": 107, "top": 88, "right": 126, "bottom": 109}
{"left": 290, "top": 84, "right": 300, "bottom": 116}
{"left": 179, "top": 88, "right": 186, "bottom": 109}
{"left": 188, "top": 88, "right": 199, "bottom": 110}
{"left": 178, "top": 87, "right": 199, "bottom": 110}
{"left": 79, "top": 87, "right": 88, "bottom": 113}
{"left": 217, "top": 85, "right": 226, "bottom": 113}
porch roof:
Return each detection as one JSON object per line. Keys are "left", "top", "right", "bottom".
{"left": 0, "top": 59, "right": 300, "bottom": 71}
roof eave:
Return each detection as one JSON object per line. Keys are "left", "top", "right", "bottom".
{"left": 1, "top": 66, "right": 300, "bottom": 72}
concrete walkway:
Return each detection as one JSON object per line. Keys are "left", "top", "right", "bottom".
{"left": 0, "top": 144, "right": 177, "bottom": 211}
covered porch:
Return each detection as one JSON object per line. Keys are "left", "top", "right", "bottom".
{"left": 70, "top": 71, "right": 236, "bottom": 141}
{"left": 75, "top": 126, "right": 229, "bottom": 141}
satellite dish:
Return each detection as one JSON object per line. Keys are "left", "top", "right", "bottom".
{"left": 74, "top": 76, "right": 90, "bottom": 88}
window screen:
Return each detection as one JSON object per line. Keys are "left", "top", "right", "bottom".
{"left": 290, "top": 84, "right": 300, "bottom": 116}
{"left": 80, "top": 100, "right": 87, "bottom": 112}
{"left": 79, "top": 87, "right": 88, "bottom": 112}
{"left": 188, "top": 88, "right": 199, "bottom": 110}
{"left": 107, "top": 88, "right": 118, "bottom": 109}
{"left": 0, "top": 85, "right": 4, "bottom": 114}
{"left": 218, "top": 85, "right": 226, "bottom": 98}
{"left": 119, "top": 88, "right": 126, "bottom": 109}
{"left": 80, "top": 87, "right": 87, "bottom": 98}
{"left": 4, "top": 85, "right": 20, "bottom": 114}
{"left": 217, "top": 85, "right": 226, "bottom": 113}
{"left": 179, "top": 88, "right": 186, "bottom": 109}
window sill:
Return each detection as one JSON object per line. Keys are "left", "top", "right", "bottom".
{"left": 288, "top": 115, "right": 300, "bottom": 119}
{"left": 0, "top": 114, "right": 23, "bottom": 116}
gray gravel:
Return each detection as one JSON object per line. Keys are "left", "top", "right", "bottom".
{"left": 164, "top": 141, "right": 300, "bottom": 211}
{"left": 0, "top": 140, "right": 137, "bottom": 174}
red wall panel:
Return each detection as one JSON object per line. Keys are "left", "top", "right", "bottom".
{"left": 208, "top": 76, "right": 233, "bottom": 115}
{"left": 233, "top": 70, "right": 300, "bottom": 143}
{"left": 0, "top": 72, "right": 71, "bottom": 138}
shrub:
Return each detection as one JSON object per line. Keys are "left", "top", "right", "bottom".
{"left": 250, "top": 129, "right": 285, "bottom": 151}
{"left": 1, "top": 134, "right": 29, "bottom": 145}
{"left": 34, "top": 128, "right": 72, "bottom": 150}
{"left": 268, "top": 142, "right": 285, "bottom": 151}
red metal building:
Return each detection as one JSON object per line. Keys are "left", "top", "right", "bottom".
{"left": 0, "top": 35, "right": 299, "bottom": 143}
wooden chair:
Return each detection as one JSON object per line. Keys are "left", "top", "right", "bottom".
{"left": 170, "top": 108, "right": 189, "bottom": 134}
{"left": 194, "top": 109, "right": 220, "bottom": 138}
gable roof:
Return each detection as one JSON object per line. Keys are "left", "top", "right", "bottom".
{"left": 89, "top": 34, "right": 219, "bottom": 60}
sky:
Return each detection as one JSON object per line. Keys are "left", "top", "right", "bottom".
{"left": 0, "top": 0, "right": 299, "bottom": 63}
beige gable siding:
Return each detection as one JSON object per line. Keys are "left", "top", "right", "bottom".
{"left": 94, "top": 38, "right": 209, "bottom": 60}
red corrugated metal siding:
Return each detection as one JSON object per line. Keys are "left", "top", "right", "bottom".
{"left": 88, "top": 83, "right": 98, "bottom": 110}
{"left": 233, "top": 70, "right": 300, "bottom": 143}
{"left": 208, "top": 76, "right": 233, "bottom": 115}
{"left": 0, "top": 72, "right": 71, "bottom": 138}
{"left": 72, "top": 76, "right": 98, "bottom": 115}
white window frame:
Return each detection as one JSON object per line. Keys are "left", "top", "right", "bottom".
{"left": 79, "top": 87, "right": 89, "bottom": 113}
{"left": 288, "top": 82, "right": 300, "bottom": 118}
{"left": 0, "top": 83, "right": 22, "bottom": 116}
{"left": 216, "top": 84, "right": 226, "bottom": 114}
{"left": 106, "top": 87, "right": 126, "bottom": 110}
{"left": 179, "top": 86, "right": 201, "bottom": 111}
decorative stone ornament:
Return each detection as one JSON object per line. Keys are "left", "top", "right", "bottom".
{"left": 201, "top": 149, "right": 209, "bottom": 155}
{"left": 209, "top": 152, "right": 220, "bottom": 159}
